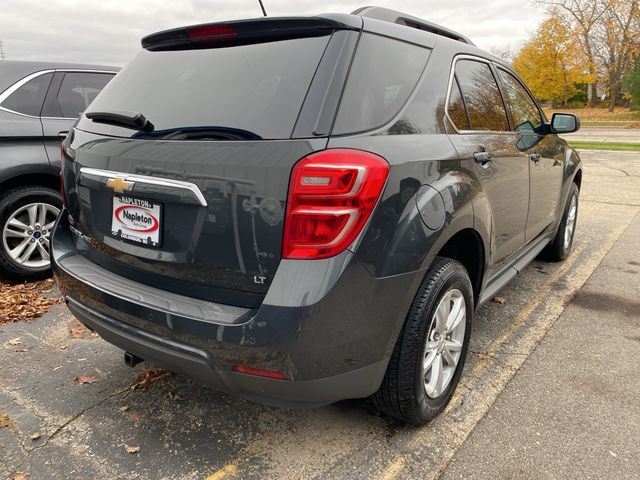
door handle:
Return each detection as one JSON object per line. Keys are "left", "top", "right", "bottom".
{"left": 58, "top": 131, "right": 69, "bottom": 141}
{"left": 530, "top": 152, "right": 542, "bottom": 163}
{"left": 473, "top": 150, "right": 492, "bottom": 166}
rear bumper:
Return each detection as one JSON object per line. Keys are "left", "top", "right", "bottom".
{"left": 51, "top": 211, "right": 418, "bottom": 407}
{"left": 63, "top": 295, "right": 385, "bottom": 407}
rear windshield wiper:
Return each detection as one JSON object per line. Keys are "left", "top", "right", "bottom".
{"left": 132, "top": 126, "right": 261, "bottom": 141}
{"left": 85, "top": 110, "right": 155, "bottom": 133}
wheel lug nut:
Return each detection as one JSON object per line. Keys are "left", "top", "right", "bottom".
{"left": 39, "top": 238, "right": 44, "bottom": 243}
{"left": 27, "top": 230, "right": 33, "bottom": 235}
{"left": 29, "top": 238, "right": 35, "bottom": 243}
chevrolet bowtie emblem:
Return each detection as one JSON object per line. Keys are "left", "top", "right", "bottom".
{"left": 106, "top": 176, "right": 135, "bottom": 193}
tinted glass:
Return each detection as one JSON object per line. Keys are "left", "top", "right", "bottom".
{"left": 57, "top": 72, "right": 113, "bottom": 118}
{"left": 496, "top": 68, "right": 542, "bottom": 132}
{"left": 81, "top": 36, "right": 330, "bottom": 140}
{"left": 333, "top": 33, "right": 429, "bottom": 135}
{"left": 448, "top": 75, "right": 471, "bottom": 130}
{"left": 454, "top": 60, "right": 508, "bottom": 132}
{"left": 1, "top": 73, "right": 53, "bottom": 116}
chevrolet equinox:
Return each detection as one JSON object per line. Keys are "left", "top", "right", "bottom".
{"left": 52, "top": 7, "right": 582, "bottom": 424}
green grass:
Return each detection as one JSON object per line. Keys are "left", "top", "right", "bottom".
{"left": 568, "top": 141, "right": 640, "bottom": 151}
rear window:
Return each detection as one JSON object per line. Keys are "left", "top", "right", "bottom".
{"left": 332, "top": 33, "right": 429, "bottom": 135}
{"left": 78, "top": 36, "right": 330, "bottom": 140}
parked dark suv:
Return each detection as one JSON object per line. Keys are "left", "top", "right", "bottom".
{"left": 0, "top": 61, "right": 117, "bottom": 279}
{"left": 52, "top": 7, "right": 582, "bottom": 424}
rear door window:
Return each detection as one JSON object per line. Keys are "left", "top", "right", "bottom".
{"left": 79, "top": 36, "right": 330, "bottom": 140}
{"left": 332, "top": 33, "right": 429, "bottom": 135}
{"left": 449, "top": 59, "right": 509, "bottom": 132}
{"left": 0, "top": 73, "right": 53, "bottom": 116}
{"left": 56, "top": 72, "right": 113, "bottom": 118}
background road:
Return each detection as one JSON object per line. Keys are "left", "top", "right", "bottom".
{"left": 562, "top": 128, "right": 640, "bottom": 143}
{"left": 1, "top": 150, "right": 639, "bottom": 479}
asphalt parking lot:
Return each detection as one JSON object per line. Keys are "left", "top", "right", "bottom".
{"left": 1, "top": 149, "right": 639, "bottom": 480}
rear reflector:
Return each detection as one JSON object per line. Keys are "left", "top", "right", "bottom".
{"left": 232, "top": 365, "right": 287, "bottom": 380}
{"left": 283, "top": 149, "right": 389, "bottom": 259}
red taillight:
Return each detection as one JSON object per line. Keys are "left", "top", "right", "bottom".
{"left": 59, "top": 143, "right": 66, "bottom": 208}
{"left": 187, "top": 24, "right": 237, "bottom": 44}
{"left": 232, "top": 365, "right": 286, "bottom": 380}
{"left": 283, "top": 149, "right": 389, "bottom": 260}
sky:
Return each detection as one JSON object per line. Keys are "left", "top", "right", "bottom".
{"left": 0, "top": 0, "right": 546, "bottom": 66}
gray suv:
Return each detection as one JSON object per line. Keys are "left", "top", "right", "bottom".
{"left": 52, "top": 7, "right": 582, "bottom": 424}
{"left": 0, "top": 61, "right": 117, "bottom": 279}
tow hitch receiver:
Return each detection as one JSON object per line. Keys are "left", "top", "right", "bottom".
{"left": 124, "top": 352, "right": 144, "bottom": 367}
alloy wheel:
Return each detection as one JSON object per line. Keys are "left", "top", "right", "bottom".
{"left": 2, "top": 202, "right": 60, "bottom": 270}
{"left": 423, "top": 288, "right": 466, "bottom": 398}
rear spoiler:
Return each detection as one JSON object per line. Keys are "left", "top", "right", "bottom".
{"left": 141, "top": 17, "right": 361, "bottom": 51}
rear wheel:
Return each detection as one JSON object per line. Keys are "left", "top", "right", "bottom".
{"left": 372, "top": 257, "right": 473, "bottom": 425}
{"left": 542, "top": 182, "right": 579, "bottom": 262}
{"left": 0, "top": 186, "right": 62, "bottom": 279}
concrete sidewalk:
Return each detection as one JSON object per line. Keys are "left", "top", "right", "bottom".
{"left": 441, "top": 212, "right": 640, "bottom": 480}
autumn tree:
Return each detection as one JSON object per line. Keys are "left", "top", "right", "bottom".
{"left": 512, "top": 17, "right": 588, "bottom": 106}
{"left": 536, "top": 0, "right": 607, "bottom": 106}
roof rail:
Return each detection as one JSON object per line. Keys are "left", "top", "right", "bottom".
{"left": 351, "top": 6, "right": 475, "bottom": 46}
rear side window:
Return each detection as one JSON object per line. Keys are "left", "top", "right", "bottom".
{"left": 57, "top": 72, "right": 113, "bottom": 118}
{"left": 449, "top": 59, "right": 509, "bottom": 132}
{"left": 332, "top": 33, "right": 429, "bottom": 135}
{"left": 1, "top": 73, "right": 53, "bottom": 116}
{"left": 447, "top": 75, "right": 471, "bottom": 130}
{"left": 79, "top": 36, "right": 330, "bottom": 140}
{"left": 496, "top": 68, "right": 543, "bottom": 132}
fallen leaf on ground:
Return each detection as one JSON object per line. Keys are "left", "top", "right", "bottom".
{"left": 7, "top": 338, "right": 22, "bottom": 346}
{"left": 73, "top": 375, "right": 97, "bottom": 385}
{"left": 129, "top": 414, "right": 142, "bottom": 422}
{"left": 11, "top": 472, "right": 29, "bottom": 480}
{"left": 119, "top": 405, "right": 129, "bottom": 412}
{"left": 59, "top": 345, "right": 68, "bottom": 350}
{"left": 0, "top": 280, "right": 62, "bottom": 324}
{"left": 168, "top": 390, "right": 182, "bottom": 401}
{"left": 30, "top": 432, "right": 41, "bottom": 441}
{"left": 0, "top": 414, "right": 19, "bottom": 435}
{"left": 126, "top": 445, "right": 140, "bottom": 454}
{"left": 70, "top": 327, "right": 85, "bottom": 338}
{"left": 492, "top": 296, "right": 507, "bottom": 304}
{"left": 130, "top": 368, "right": 171, "bottom": 390}
{"left": 15, "top": 348, "right": 29, "bottom": 353}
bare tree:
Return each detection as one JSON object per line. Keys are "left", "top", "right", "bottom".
{"left": 536, "top": 0, "right": 608, "bottom": 107}
{"left": 490, "top": 45, "right": 516, "bottom": 64}
{"left": 0, "top": 41, "right": 5, "bottom": 61}
{"left": 594, "top": 0, "right": 640, "bottom": 111}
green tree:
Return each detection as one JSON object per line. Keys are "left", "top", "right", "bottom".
{"left": 624, "top": 58, "right": 640, "bottom": 110}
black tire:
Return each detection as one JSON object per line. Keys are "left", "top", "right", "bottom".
{"left": 542, "top": 182, "right": 579, "bottom": 262}
{"left": 0, "top": 186, "right": 62, "bottom": 280}
{"left": 372, "top": 257, "right": 473, "bottom": 425}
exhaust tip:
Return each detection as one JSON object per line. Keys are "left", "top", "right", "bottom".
{"left": 124, "top": 352, "right": 144, "bottom": 368}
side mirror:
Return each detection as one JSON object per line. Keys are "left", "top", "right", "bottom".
{"left": 551, "top": 113, "right": 580, "bottom": 134}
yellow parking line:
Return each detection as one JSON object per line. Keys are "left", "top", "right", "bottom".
{"left": 378, "top": 454, "right": 407, "bottom": 480}
{"left": 205, "top": 463, "right": 238, "bottom": 480}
